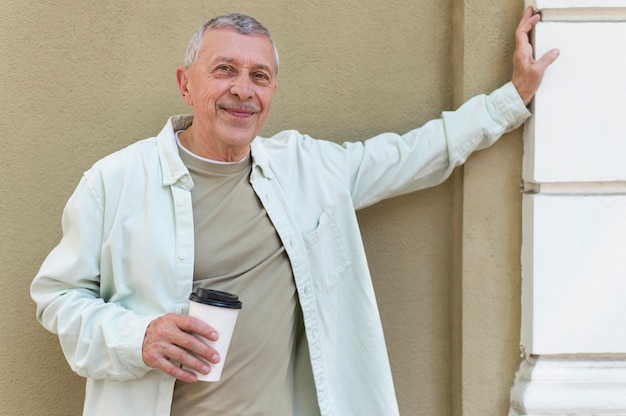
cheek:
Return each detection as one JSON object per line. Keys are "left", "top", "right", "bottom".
{"left": 197, "top": 80, "right": 227, "bottom": 105}
{"left": 259, "top": 90, "right": 275, "bottom": 111}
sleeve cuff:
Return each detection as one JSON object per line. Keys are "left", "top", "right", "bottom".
{"left": 487, "top": 81, "right": 532, "bottom": 132}
{"left": 118, "top": 314, "right": 157, "bottom": 379}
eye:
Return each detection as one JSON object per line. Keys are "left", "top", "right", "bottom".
{"left": 215, "top": 65, "right": 234, "bottom": 75}
{"left": 252, "top": 72, "right": 271, "bottom": 84}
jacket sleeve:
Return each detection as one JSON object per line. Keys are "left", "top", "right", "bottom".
{"left": 345, "top": 82, "right": 531, "bottom": 209}
{"left": 30, "top": 175, "right": 155, "bottom": 380}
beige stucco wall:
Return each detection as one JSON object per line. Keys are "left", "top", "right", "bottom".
{"left": 1, "top": 0, "right": 525, "bottom": 415}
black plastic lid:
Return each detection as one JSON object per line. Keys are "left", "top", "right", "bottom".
{"left": 189, "top": 288, "right": 242, "bottom": 309}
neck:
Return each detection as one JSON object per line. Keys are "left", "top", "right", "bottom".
{"left": 178, "top": 128, "right": 250, "bottom": 162}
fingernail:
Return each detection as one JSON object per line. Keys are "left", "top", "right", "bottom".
{"left": 209, "top": 332, "right": 219, "bottom": 341}
{"left": 211, "top": 354, "right": 220, "bottom": 364}
{"left": 202, "top": 365, "right": 211, "bottom": 374}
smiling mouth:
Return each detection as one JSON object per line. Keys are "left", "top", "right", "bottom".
{"left": 219, "top": 103, "right": 259, "bottom": 117}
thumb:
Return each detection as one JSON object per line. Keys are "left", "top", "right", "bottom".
{"left": 536, "top": 48, "right": 560, "bottom": 72}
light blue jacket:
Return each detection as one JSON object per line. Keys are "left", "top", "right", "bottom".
{"left": 31, "top": 82, "right": 530, "bottom": 416}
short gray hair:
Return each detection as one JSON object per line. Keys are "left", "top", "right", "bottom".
{"left": 183, "top": 13, "right": 280, "bottom": 76}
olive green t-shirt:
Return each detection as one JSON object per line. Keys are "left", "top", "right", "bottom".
{"left": 171, "top": 137, "right": 301, "bottom": 415}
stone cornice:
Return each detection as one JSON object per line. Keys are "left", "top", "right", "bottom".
{"left": 527, "top": 0, "right": 626, "bottom": 20}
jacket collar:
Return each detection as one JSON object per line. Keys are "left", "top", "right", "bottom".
{"left": 156, "top": 115, "right": 273, "bottom": 188}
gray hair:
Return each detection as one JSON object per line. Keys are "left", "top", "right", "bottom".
{"left": 183, "top": 13, "right": 280, "bottom": 76}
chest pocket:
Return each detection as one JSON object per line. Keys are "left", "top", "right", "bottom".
{"left": 302, "top": 207, "right": 351, "bottom": 292}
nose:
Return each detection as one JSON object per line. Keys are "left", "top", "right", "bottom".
{"left": 230, "top": 72, "right": 253, "bottom": 100}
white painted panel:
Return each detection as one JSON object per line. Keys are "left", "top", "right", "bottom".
{"left": 522, "top": 194, "right": 626, "bottom": 353}
{"left": 523, "top": 21, "right": 626, "bottom": 182}
{"left": 529, "top": 0, "right": 626, "bottom": 9}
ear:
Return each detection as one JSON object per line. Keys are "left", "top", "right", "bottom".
{"left": 176, "top": 66, "right": 193, "bottom": 106}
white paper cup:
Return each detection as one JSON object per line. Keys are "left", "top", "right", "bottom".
{"left": 187, "top": 289, "right": 242, "bottom": 382}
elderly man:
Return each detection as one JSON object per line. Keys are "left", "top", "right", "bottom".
{"left": 31, "top": 9, "right": 558, "bottom": 416}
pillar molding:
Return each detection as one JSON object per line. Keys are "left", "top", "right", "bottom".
{"left": 511, "top": 1, "right": 626, "bottom": 414}
{"left": 510, "top": 356, "right": 626, "bottom": 415}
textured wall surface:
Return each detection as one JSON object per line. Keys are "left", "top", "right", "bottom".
{"left": 1, "top": 0, "right": 525, "bottom": 415}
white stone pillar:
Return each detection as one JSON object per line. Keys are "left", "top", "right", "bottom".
{"left": 511, "top": 1, "right": 626, "bottom": 414}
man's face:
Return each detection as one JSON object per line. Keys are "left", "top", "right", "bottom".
{"left": 177, "top": 27, "right": 277, "bottom": 158}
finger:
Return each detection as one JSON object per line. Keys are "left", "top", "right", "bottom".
{"left": 153, "top": 354, "right": 200, "bottom": 383}
{"left": 516, "top": 7, "right": 540, "bottom": 39}
{"left": 142, "top": 314, "right": 224, "bottom": 379}
{"left": 171, "top": 317, "right": 222, "bottom": 365}
{"left": 142, "top": 337, "right": 199, "bottom": 380}
{"left": 143, "top": 334, "right": 218, "bottom": 381}
{"left": 165, "top": 340, "right": 215, "bottom": 375}
{"left": 178, "top": 315, "right": 219, "bottom": 342}
{"left": 535, "top": 48, "right": 560, "bottom": 71}
{"left": 523, "top": 5, "right": 534, "bottom": 20}
{"left": 174, "top": 330, "right": 221, "bottom": 365}
{"left": 514, "top": 10, "right": 539, "bottom": 65}
{"left": 146, "top": 313, "right": 218, "bottom": 348}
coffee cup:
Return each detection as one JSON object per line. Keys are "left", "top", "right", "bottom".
{"left": 187, "top": 288, "right": 242, "bottom": 381}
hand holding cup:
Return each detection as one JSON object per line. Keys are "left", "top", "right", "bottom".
{"left": 142, "top": 312, "right": 221, "bottom": 382}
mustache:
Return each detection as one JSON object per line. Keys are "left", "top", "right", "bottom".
{"left": 218, "top": 102, "right": 260, "bottom": 113}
